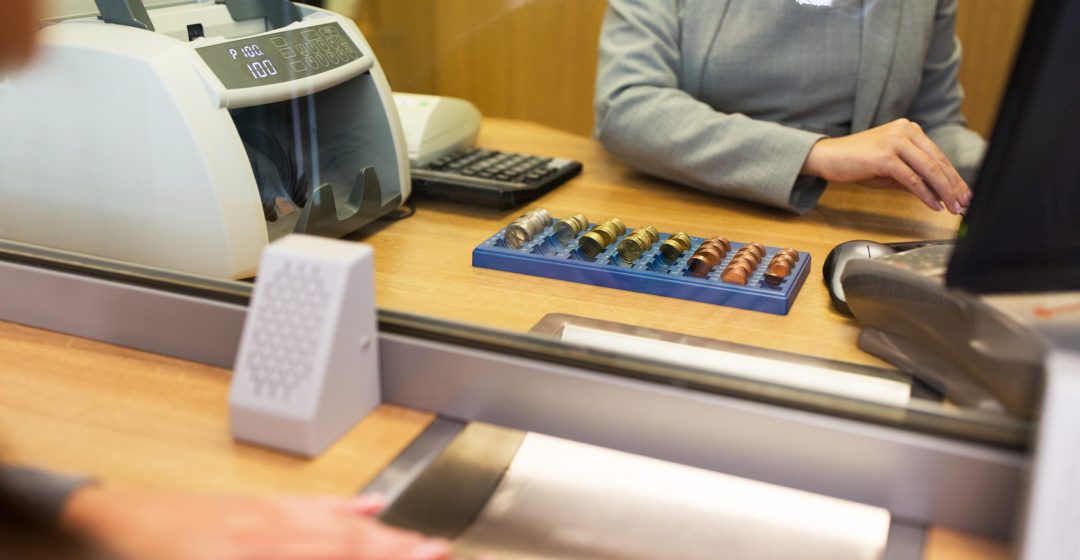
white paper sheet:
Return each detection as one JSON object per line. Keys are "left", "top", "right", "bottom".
{"left": 454, "top": 433, "right": 891, "bottom": 560}
{"left": 560, "top": 324, "right": 911, "bottom": 407}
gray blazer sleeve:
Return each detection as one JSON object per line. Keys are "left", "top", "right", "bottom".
{"left": 593, "top": 0, "right": 827, "bottom": 213}
{"left": 906, "top": 0, "right": 987, "bottom": 184}
{"left": 0, "top": 465, "right": 93, "bottom": 523}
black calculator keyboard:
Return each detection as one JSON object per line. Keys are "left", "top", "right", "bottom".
{"left": 410, "top": 148, "right": 583, "bottom": 209}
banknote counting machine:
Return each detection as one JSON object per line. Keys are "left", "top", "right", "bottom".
{"left": 0, "top": 0, "right": 409, "bottom": 278}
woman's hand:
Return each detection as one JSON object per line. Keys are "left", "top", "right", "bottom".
{"left": 62, "top": 487, "right": 452, "bottom": 560}
{"left": 801, "top": 118, "right": 972, "bottom": 213}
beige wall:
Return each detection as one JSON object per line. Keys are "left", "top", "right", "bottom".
{"left": 357, "top": 0, "right": 1031, "bottom": 139}
{"left": 956, "top": 0, "right": 1034, "bottom": 137}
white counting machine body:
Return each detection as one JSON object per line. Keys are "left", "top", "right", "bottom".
{"left": 0, "top": 0, "right": 410, "bottom": 278}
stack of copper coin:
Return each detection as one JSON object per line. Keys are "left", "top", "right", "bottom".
{"left": 658, "top": 232, "right": 692, "bottom": 262}
{"left": 720, "top": 242, "right": 766, "bottom": 285}
{"left": 763, "top": 248, "right": 800, "bottom": 286}
{"left": 503, "top": 208, "right": 553, "bottom": 249}
{"left": 578, "top": 217, "right": 627, "bottom": 258}
{"left": 687, "top": 236, "right": 731, "bottom": 277}
{"left": 617, "top": 226, "right": 660, "bottom": 263}
{"left": 552, "top": 214, "right": 589, "bottom": 245}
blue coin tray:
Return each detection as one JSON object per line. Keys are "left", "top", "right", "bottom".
{"left": 472, "top": 222, "right": 812, "bottom": 315}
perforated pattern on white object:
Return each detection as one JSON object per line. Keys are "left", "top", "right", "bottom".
{"left": 244, "top": 262, "right": 328, "bottom": 402}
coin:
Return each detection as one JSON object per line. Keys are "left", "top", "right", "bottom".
{"left": 770, "top": 254, "right": 796, "bottom": 269}
{"left": 737, "top": 243, "right": 765, "bottom": 261}
{"left": 659, "top": 232, "right": 692, "bottom": 262}
{"left": 735, "top": 246, "right": 762, "bottom": 262}
{"left": 730, "top": 254, "right": 758, "bottom": 271}
{"left": 777, "top": 248, "right": 800, "bottom": 262}
{"left": 688, "top": 254, "right": 717, "bottom": 277}
{"left": 767, "top": 260, "right": 792, "bottom": 277}
{"left": 553, "top": 214, "right": 588, "bottom": 244}
{"left": 721, "top": 268, "right": 748, "bottom": 285}
{"left": 636, "top": 226, "right": 660, "bottom": 245}
{"left": 503, "top": 208, "right": 553, "bottom": 249}
{"left": 504, "top": 224, "right": 530, "bottom": 249}
{"left": 699, "top": 242, "right": 729, "bottom": 259}
{"left": 694, "top": 245, "right": 724, "bottom": 265}
{"left": 727, "top": 260, "right": 754, "bottom": 278}
{"left": 578, "top": 232, "right": 607, "bottom": 258}
{"left": 618, "top": 237, "right": 647, "bottom": 263}
{"left": 702, "top": 236, "right": 731, "bottom": 254}
{"left": 763, "top": 272, "right": 785, "bottom": 286}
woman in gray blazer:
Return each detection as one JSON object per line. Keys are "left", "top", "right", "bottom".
{"left": 595, "top": 0, "right": 985, "bottom": 214}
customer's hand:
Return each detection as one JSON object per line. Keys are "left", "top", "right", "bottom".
{"left": 61, "top": 487, "right": 451, "bottom": 560}
{"left": 0, "top": 0, "right": 38, "bottom": 69}
{"left": 801, "top": 118, "right": 972, "bottom": 213}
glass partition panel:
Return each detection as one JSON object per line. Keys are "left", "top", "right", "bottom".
{"left": 0, "top": 0, "right": 1043, "bottom": 449}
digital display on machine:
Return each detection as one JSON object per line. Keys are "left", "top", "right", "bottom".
{"left": 197, "top": 22, "right": 362, "bottom": 89}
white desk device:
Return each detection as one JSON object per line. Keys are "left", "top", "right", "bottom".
{"left": 230, "top": 234, "right": 379, "bottom": 457}
{"left": 393, "top": 92, "right": 481, "bottom": 167}
{"left": 0, "top": 0, "right": 410, "bottom": 279}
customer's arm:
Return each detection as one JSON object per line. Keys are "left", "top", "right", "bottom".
{"left": 1, "top": 465, "right": 450, "bottom": 560}
{"left": 0, "top": 465, "right": 93, "bottom": 523}
{"left": 904, "top": 0, "right": 987, "bottom": 185}
{"left": 594, "top": 0, "right": 828, "bottom": 213}
{"left": 60, "top": 487, "right": 451, "bottom": 560}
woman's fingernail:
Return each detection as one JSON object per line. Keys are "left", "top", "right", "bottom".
{"left": 953, "top": 201, "right": 963, "bottom": 214}
{"left": 412, "top": 539, "right": 451, "bottom": 560}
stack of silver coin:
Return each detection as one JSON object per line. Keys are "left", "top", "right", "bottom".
{"left": 504, "top": 208, "right": 554, "bottom": 249}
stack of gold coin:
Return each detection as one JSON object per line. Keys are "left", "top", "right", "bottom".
{"left": 552, "top": 214, "right": 589, "bottom": 245}
{"left": 687, "top": 236, "right": 731, "bottom": 277}
{"left": 504, "top": 208, "right": 553, "bottom": 249}
{"left": 578, "top": 217, "right": 627, "bottom": 258}
{"left": 658, "top": 232, "right": 692, "bottom": 262}
{"left": 721, "top": 242, "right": 766, "bottom": 285}
{"left": 763, "top": 248, "right": 800, "bottom": 285}
{"left": 617, "top": 226, "right": 660, "bottom": 263}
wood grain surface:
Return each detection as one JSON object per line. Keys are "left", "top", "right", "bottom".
{"left": 0, "top": 118, "right": 1012, "bottom": 558}
{"left": 0, "top": 320, "right": 434, "bottom": 496}
{"left": 0, "top": 318, "right": 1009, "bottom": 558}
{"left": 358, "top": 118, "right": 962, "bottom": 368}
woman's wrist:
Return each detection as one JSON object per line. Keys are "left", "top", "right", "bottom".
{"left": 801, "top": 138, "right": 833, "bottom": 178}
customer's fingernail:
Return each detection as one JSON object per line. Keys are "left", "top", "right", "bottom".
{"left": 412, "top": 539, "right": 451, "bottom": 560}
{"left": 349, "top": 494, "right": 386, "bottom": 515}
{"left": 953, "top": 201, "right": 963, "bottom": 214}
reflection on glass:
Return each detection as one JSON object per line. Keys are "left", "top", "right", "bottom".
{"left": 0, "top": 0, "right": 1042, "bottom": 446}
